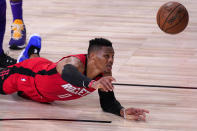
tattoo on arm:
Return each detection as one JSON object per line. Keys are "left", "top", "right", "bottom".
{"left": 56, "top": 57, "right": 84, "bottom": 75}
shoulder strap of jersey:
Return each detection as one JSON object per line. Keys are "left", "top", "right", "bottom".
{"left": 58, "top": 54, "right": 87, "bottom": 66}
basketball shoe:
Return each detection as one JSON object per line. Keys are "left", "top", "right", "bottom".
{"left": 17, "top": 34, "right": 41, "bottom": 63}
{"left": 9, "top": 19, "right": 26, "bottom": 50}
{"left": 0, "top": 53, "right": 17, "bottom": 68}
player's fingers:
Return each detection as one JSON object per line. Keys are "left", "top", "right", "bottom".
{"left": 95, "top": 82, "right": 107, "bottom": 92}
{"left": 137, "top": 113, "right": 146, "bottom": 121}
{"left": 136, "top": 108, "right": 149, "bottom": 115}
{"left": 107, "top": 76, "right": 116, "bottom": 82}
{"left": 135, "top": 114, "right": 145, "bottom": 121}
{"left": 142, "top": 112, "right": 146, "bottom": 120}
{"left": 125, "top": 115, "right": 138, "bottom": 120}
{"left": 105, "top": 78, "right": 114, "bottom": 91}
{"left": 125, "top": 113, "right": 147, "bottom": 121}
{"left": 100, "top": 81, "right": 111, "bottom": 92}
{"left": 132, "top": 108, "right": 139, "bottom": 114}
{"left": 137, "top": 109, "right": 144, "bottom": 115}
{"left": 105, "top": 81, "right": 113, "bottom": 91}
{"left": 143, "top": 109, "right": 150, "bottom": 113}
{"left": 102, "top": 78, "right": 114, "bottom": 91}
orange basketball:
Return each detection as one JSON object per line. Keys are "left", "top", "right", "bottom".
{"left": 156, "top": 2, "right": 189, "bottom": 34}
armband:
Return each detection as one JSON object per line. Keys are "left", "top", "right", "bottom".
{"left": 61, "top": 64, "right": 91, "bottom": 88}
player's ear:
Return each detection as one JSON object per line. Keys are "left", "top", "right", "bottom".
{"left": 88, "top": 52, "right": 96, "bottom": 60}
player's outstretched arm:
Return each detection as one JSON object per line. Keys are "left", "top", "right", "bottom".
{"left": 98, "top": 71, "right": 149, "bottom": 121}
{"left": 98, "top": 89, "right": 149, "bottom": 121}
{"left": 98, "top": 89, "right": 124, "bottom": 116}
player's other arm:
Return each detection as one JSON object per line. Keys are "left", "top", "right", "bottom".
{"left": 98, "top": 89, "right": 123, "bottom": 116}
{"left": 56, "top": 57, "right": 114, "bottom": 91}
{"left": 99, "top": 72, "right": 149, "bottom": 121}
{"left": 99, "top": 89, "right": 149, "bottom": 121}
{"left": 98, "top": 71, "right": 123, "bottom": 116}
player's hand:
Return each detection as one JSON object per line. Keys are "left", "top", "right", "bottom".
{"left": 120, "top": 108, "right": 149, "bottom": 121}
{"left": 91, "top": 76, "right": 116, "bottom": 92}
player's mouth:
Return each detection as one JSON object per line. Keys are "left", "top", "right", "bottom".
{"left": 106, "top": 65, "right": 112, "bottom": 70}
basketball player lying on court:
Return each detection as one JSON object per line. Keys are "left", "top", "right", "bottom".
{"left": 0, "top": 34, "right": 149, "bottom": 121}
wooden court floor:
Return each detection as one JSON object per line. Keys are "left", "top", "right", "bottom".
{"left": 1, "top": 0, "right": 197, "bottom": 130}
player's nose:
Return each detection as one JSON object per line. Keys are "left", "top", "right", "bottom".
{"left": 108, "top": 56, "right": 113, "bottom": 64}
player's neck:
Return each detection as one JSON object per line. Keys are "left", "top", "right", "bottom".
{"left": 86, "top": 61, "right": 101, "bottom": 79}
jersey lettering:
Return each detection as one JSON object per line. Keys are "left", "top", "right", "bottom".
{"left": 61, "top": 84, "right": 91, "bottom": 97}
{"left": 78, "top": 88, "right": 90, "bottom": 96}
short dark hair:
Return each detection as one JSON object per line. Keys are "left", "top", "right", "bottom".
{"left": 88, "top": 38, "right": 112, "bottom": 54}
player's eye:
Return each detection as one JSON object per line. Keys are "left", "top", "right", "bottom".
{"left": 104, "top": 55, "right": 109, "bottom": 59}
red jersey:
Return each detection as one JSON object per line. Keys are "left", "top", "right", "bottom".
{"left": 3, "top": 54, "right": 102, "bottom": 103}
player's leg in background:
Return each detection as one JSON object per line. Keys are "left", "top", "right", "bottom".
{"left": 0, "top": 0, "right": 6, "bottom": 56}
{"left": 9, "top": 0, "right": 26, "bottom": 50}
{"left": 17, "top": 34, "right": 42, "bottom": 62}
{"left": 0, "top": 0, "right": 17, "bottom": 68}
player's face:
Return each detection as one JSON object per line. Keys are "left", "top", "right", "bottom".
{"left": 94, "top": 46, "right": 114, "bottom": 73}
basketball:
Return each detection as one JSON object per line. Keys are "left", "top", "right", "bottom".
{"left": 156, "top": 2, "right": 189, "bottom": 34}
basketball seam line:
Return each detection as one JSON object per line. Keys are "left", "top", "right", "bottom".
{"left": 165, "top": 11, "right": 188, "bottom": 33}
{"left": 161, "top": 4, "right": 182, "bottom": 30}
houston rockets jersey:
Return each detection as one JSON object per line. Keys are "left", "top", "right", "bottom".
{"left": 4, "top": 54, "right": 102, "bottom": 102}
